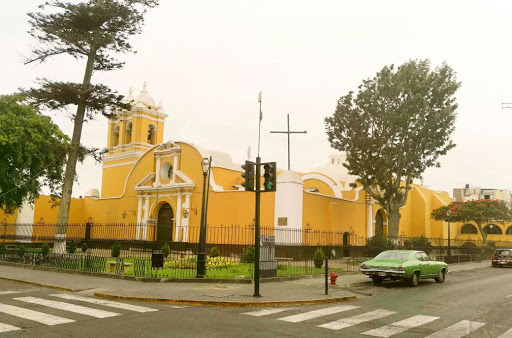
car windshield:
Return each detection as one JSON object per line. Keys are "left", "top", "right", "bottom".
{"left": 374, "top": 251, "right": 409, "bottom": 260}
{"left": 495, "top": 250, "right": 510, "bottom": 258}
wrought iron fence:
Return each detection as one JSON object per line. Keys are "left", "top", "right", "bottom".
{"left": 0, "top": 223, "right": 504, "bottom": 279}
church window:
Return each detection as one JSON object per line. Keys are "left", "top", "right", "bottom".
{"left": 160, "top": 162, "right": 173, "bottom": 180}
{"left": 507, "top": 226, "right": 512, "bottom": 235}
{"left": 460, "top": 224, "right": 477, "bottom": 234}
{"left": 112, "top": 126, "right": 120, "bottom": 146}
{"left": 125, "top": 122, "right": 132, "bottom": 144}
{"left": 483, "top": 224, "right": 502, "bottom": 234}
{"left": 147, "top": 124, "right": 156, "bottom": 144}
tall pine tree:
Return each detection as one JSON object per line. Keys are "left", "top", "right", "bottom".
{"left": 24, "top": 0, "right": 159, "bottom": 252}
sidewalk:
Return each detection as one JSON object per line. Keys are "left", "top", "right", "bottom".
{"left": 0, "top": 260, "right": 491, "bottom": 306}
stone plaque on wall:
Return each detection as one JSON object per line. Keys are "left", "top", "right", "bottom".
{"left": 277, "top": 217, "right": 288, "bottom": 226}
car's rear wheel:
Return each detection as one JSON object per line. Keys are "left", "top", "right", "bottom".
{"left": 409, "top": 272, "right": 419, "bottom": 287}
{"left": 434, "top": 269, "right": 446, "bottom": 283}
{"left": 371, "top": 276, "right": 383, "bottom": 285}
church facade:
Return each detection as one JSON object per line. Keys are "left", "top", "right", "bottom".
{"left": 2, "top": 84, "right": 471, "bottom": 246}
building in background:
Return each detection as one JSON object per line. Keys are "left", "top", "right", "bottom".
{"left": 1, "top": 84, "right": 463, "bottom": 246}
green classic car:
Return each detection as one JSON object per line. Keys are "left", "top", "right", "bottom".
{"left": 359, "top": 250, "right": 448, "bottom": 287}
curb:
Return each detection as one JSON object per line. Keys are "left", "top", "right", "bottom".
{"left": 0, "top": 275, "right": 77, "bottom": 292}
{"left": 93, "top": 292, "right": 357, "bottom": 307}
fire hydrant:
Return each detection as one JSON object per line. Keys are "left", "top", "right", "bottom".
{"left": 330, "top": 271, "right": 338, "bottom": 285}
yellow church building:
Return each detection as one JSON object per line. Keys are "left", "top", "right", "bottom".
{"left": 1, "top": 84, "right": 486, "bottom": 248}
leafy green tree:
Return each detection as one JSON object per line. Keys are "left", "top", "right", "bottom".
{"left": 23, "top": 0, "right": 158, "bottom": 252}
{"left": 325, "top": 59, "right": 460, "bottom": 238}
{"left": 0, "top": 94, "right": 69, "bottom": 214}
{"left": 431, "top": 200, "right": 512, "bottom": 246}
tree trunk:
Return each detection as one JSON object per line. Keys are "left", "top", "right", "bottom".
{"left": 476, "top": 222, "right": 487, "bottom": 246}
{"left": 54, "top": 48, "right": 98, "bottom": 254}
{"left": 387, "top": 208, "right": 401, "bottom": 239}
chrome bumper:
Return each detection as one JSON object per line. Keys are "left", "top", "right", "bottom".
{"left": 360, "top": 268, "right": 405, "bottom": 275}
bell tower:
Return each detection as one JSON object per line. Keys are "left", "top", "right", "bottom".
{"left": 101, "top": 83, "right": 167, "bottom": 198}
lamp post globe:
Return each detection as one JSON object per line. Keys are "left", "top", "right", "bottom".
{"left": 197, "top": 157, "right": 210, "bottom": 278}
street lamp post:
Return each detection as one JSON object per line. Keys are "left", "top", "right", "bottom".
{"left": 446, "top": 209, "right": 451, "bottom": 256}
{"left": 196, "top": 157, "right": 210, "bottom": 278}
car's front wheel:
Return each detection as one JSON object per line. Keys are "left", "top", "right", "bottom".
{"left": 409, "top": 272, "right": 419, "bottom": 287}
{"left": 371, "top": 276, "right": 383, "bottom": 285}
{"left": 434, "top": 269, "right": 446, "bottom": 283}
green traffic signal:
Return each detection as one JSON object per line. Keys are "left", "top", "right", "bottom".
{"left": 263, "top": 162, "right": 276, "bottom": 192}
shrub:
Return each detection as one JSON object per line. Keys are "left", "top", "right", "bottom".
{"left": 111, "top": 242, "right": 121, "bottom": 258}
{"left": 41, "top": 243, "right": 50, "bottom": 256}
{"left": 243, "top": 245, "right": 255, "bottom": 263}
{"left": 162, "top": 243, "right": 170, "bottom": 258}
{"left": 314, "top": 248, "right": 325, "bottom": 268}
{"left": 0, "top": 243, "right": 5, "bottom": 255}
{"left": 404, "top": 235, "right": 432, "bottom": 251}
{"left": 18, "top": 245, "right": 26, "bottom": 258}
{"left": 366, "top": 236, "right": 396, "bottom": 257}
{"left": 81, "top": 242, "right": 88, "bottom": 253}
{"left": 68, "top": 241, "right": 77, "bottom": 254}
{"left": 209, "top": 245, "right": 220, "bottom": 258}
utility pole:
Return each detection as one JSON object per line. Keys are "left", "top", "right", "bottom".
{"left": 270, "top": 114, "right": 307, "bottom": 170}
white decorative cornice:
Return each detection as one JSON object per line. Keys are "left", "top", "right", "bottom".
{"left": 102, "top": 161, "right": 137, "bottom": 169}
{"left": 102, "top": 150, "right": 144, "bottom": 163}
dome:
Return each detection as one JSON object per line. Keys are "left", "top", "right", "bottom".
{"left": 310, "top": 152, "right": 357, "bottom": 189}
{"left": 134, "top": 82, "right": 156, "bottom": 107}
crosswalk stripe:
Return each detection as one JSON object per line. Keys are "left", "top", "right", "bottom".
{"left": 497, "top": 327, "right": 512, "bottom": 338}
{"left": 425, "top": 320, "right": 485, "bottom": 337}
{"left": 0, "top": 291, "right": 21, "bottom": 296}
{"left": 50, "top": 294, "right": 158, "bottom": 313}
{"left": 319, "top": 309, "right": 397, "bottom": 330}
{"left": 0, "top": 322, "right": 21, "bottom": 333}
{"left": 15, "top": 297, "right": 120, "bottom": 319}
{"left": 0, "top": 303, "right": 74, "bottom": 326}
{"left": 278, "top": 305, "right": 360, "bottom": 323}
{"left": 362, "top": 315, "right": 439, "bottom": 337}
{"left": 243, "top": 308, "right": 292, "bottom": 317}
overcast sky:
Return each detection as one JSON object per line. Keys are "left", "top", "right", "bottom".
{"left": 2, "top": 0, "right": 512, "bottom": 198}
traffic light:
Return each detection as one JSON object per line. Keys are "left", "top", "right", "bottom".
{"left": 241, "top": 161, "right": 255, "bottom": 191}
{"left": 263, "top": 162, "right": 276, "bottom": 192}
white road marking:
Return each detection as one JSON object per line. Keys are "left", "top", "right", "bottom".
{"left": 243, "top": 308, "right": 292, "bottom": 317}
{"left": 167, "top": 305, "right": 187, "bottom": 309}
{"left": 0, "top": 303, "right": 74, "bottom": 326}
{"left": 51, "top": 294, "right": 158, "bottom": 313}
{"left": 498, "top": 327, "right": 512, "bottom": 337}
{"left": 425, "top": 320, "right": 485, "bottom": 337}
{"left": 362, "top": 315, "right": 439, "bottom": 337}
{"left": 0, "top": 322, "right": 21, "bottom": 333}
{"left": 319, "top": 309, "right": 396, "bottom": 330}
{"left": 15, "top": 297, "right": 120, "bottom": 318}
{"left": 278, "top": 305, "right": 360, "bottom": 323}
{"left": 0, "top": 291, "right": 21, "bottom": 296}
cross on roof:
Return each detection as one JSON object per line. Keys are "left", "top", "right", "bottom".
{"left": 270, "top": 114, "right": 307, "bottom": 171}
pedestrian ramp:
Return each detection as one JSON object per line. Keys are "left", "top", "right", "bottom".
{"left": 0, "top": 293, "right": 162, "bottom": 334}
{"left": 242, "top": 305, "right": 500, "bottom": 337}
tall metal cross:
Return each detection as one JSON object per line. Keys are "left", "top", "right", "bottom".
{"left": 270, "top": 114, "right": 307, "bottom": 170}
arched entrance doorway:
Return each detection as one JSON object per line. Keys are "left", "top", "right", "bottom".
{"left": 157, "top": 203, "right": 173, "bottom": 245}
{"left": 375, "top": 209, "right": 384, "bottom": 237}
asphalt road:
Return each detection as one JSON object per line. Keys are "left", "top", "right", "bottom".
{"left": 1, "top": 266, "right": 512, "bottom": 337}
